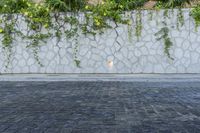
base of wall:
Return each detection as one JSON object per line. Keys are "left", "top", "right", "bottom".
{"left": 1, "top": 73, "right": 200, "bottom": 81}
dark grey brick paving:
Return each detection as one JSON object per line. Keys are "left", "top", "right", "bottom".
{"left": 0, "top": 81, "right": 200, "bottom": 133}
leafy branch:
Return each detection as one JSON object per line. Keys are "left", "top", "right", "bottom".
{"left": 155, "top": 21, "right": 174, "bottom": 60}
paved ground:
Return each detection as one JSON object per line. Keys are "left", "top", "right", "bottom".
{"left": 0, "top": 81, "right": 200, "bottom": 133}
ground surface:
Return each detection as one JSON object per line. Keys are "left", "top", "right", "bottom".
{"left": 0, "top": 80, "right": 200, "bottom": 133}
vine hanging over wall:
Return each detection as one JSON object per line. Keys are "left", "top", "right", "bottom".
{"left": 135, "top": 10, "right": 142, "bottom": 41}
{"left": 191, "top": 4, "right": 200, "bottom": 30}
{"left": 177, "top": 8, "right": 184, "bottom": 30}
{"left": 155, "top": 10, "right": 174, "bottom": 60}
{"left": 0, "top": 0, "right": 129, "bottom": 68}
{"left": 155, "top": 22, "right": 174, "bottom": 60}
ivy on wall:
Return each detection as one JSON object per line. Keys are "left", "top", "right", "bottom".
{"left": 191, "top": 4, "right": 200, "bottom": 30}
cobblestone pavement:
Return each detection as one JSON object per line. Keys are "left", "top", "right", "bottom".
{"left": 0, "top": 81, "right": 200, "bottom": 133}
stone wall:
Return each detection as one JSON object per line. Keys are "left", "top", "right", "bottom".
{"left": 0, "top": 9, "right": 200, "bottom": 74}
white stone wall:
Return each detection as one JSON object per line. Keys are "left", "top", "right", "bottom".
{"left": 0, "top": 9, "right": 200, "bottom": 74}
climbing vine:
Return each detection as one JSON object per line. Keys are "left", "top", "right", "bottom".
{"left": 0, "top": 0, "right": 129, "bottom": 68}
{"left": 177, "top": 8, "right": 184, "bottom": 30}
{"left": 191, "top": 4, "right": 200, "bottom": 30}
{"left": 155, "top": 10, "right": 174, "bottom": 60}
{"left": 82, "top": 1, "right": 129, "bottom": 35}
{"left": 155, "top": 22, "right": 174, "bottom": 60}
{"left": 135, "top": 10, "right": 142, "bottom": 41}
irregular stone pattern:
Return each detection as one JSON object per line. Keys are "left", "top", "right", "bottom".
{"left": 0, "top": 9, "right": 200, "bottom": 73}
{"left": 0, "top": 81, "right": 200, "bottom": 132}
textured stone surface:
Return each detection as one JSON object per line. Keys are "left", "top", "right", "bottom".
{"left": 0, "top": 81, "right": 200, "bottom": 133}
{"left": 0, "top": 9, "right": 200, "bottom": 73}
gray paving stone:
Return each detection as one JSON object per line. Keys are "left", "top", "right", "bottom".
{"left": 0, "top": 81, "right": 200, "bottom": 133}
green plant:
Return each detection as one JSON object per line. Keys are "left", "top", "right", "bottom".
{"left": 155, "top": 21, "right": 174, "bottom": 60}
{"left": 191, "top": 4, "right": 200, "bottom": 30}
{"left": 126, "top": 12, "right": 133, "bottom": 42}
{"left": 73, "top": 39, "right": 81, "bottom": 68}
{"left": 135, "top": 10, "right": 142, "bottom": 41}
{"left": 45, "top": 0, "right": 86, "bottom": 11}
{"left": 83, "top": 0, "right": 129, "bottom": 35}
{"left": 113, "top": 0, "right": 148, "bottom": 10}
{"left": 0, "top": 15, "right": 20, "bottom": 68}
{"left": 154, "top": 9, "right": 174, "bottom": 60}
{"left": 157, "top": 0, "right": 192, "bottom": 8}
{"left": 176, "top": 8, "right": 184, "bottom": 30}
{"left": 0, "top": 0, "right": 83, "bottom": 67}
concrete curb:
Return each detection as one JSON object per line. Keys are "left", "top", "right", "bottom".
{"left": 1, "top": 74, "right": 200, "bottom": 82}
